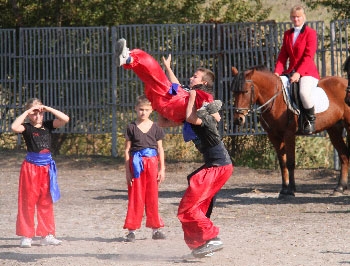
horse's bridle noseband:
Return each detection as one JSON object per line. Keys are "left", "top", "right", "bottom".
{"left": 233, "top": 80, "right": 254, "bottom": 116}
{"left": 234, "top": 79, "right": 281, "bottom": 117}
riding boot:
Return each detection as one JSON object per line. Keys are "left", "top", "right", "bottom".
{"left": 303, "top": 107, "right": 316, "bottom": 135}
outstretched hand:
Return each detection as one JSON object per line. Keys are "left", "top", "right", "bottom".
{"left": 162, "top": 54, "right": 171, "bottom": 69}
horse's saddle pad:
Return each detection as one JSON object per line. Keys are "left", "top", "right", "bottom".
{"left": 287, "top": 82, "right": 329, "bottom": 114}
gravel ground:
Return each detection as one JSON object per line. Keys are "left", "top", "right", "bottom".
{"left": 1, "top": 150, "right": 350, "bottom": 266}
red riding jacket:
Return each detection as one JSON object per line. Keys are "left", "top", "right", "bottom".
{"left": 274, "top": 24, "right": 320, "bottom": 80}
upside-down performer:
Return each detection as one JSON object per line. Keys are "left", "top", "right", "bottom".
{"left": 115, "top": 38, "right": 215, "bottom": 124}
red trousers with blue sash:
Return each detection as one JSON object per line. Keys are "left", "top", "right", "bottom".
{"left": 16, "top": 160, "right": 56, "bottom": 237}
{"left": 123, "top": 155, "right": 164, "bottom": 230}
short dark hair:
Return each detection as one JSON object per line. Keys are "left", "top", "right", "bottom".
{"left": 135, "top": 94, "right": 151, "bottom": 107}
{"left": 25, "top": 98, "right": 42, "bottom": 110}
{"left": 196, "top": 67, "right": 215, "bottom": 89}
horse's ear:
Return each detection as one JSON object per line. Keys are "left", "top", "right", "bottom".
{"left": 232, "top": 67, "right": 239, "bottom": 76}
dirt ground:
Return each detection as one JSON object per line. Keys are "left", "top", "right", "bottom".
{"left": 1, "top": 150, "right": 350, "bottom": 266}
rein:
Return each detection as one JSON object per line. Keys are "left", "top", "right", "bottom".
{"left": 234, "top": 79, "right": 281, "bottom": 116}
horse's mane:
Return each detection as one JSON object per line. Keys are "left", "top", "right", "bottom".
{"left": 231, "top": 65, "right": 270, "bottom": 92}
{"left": 231, "top": 71, "right": 246, "bottom": 92}
{"left": 248, "top": 65, "right": 270, "bottom": 72}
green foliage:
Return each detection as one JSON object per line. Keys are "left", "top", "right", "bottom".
{"left": 0, "top": 131, "right": 336, "bottom": 170}
{"left": 1, "top": 0, "right": 271, "bottom": 28}
{"left": 295, "top": 136, "right": 333, "bottom": 168}
{"left": 224, "top": 134, "right": 334, "bottom": 169}
{"left": 302, "top": 0, "right": 350, "bottom": 20}
{"left": 204, "top": 0, "right": 271, "bottom": 23}
{"left": 225, "top": 135, "right": 277, "bottom": 169}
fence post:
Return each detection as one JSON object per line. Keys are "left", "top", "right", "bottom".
{"left": 111, "top": 27, "right": 118, "bottom": 157}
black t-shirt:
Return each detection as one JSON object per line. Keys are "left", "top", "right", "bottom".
{"left": 125, "top": 122, "right": 165, "bottom": 153}
{"left": 191, "top": 117, "right": 231, "bottom": 167}
{"left": 22, "top": 120, "right": 55, "bottom": 153}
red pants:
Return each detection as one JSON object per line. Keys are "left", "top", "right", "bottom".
{"left": 123, "top": 49, "right": 190, "bottom": 123}
{"left": 123, "top": 156, "right": 164, "bottom": 230}
{"left": 16, "top": 161, "right": 55, "bottom": 238}
{"left": 177, "top": 164, "right": 233, "bottom": 249}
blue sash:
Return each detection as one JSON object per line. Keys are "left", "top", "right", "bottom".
{"left": 131, "top": 148, "right": 158, "bottom": 178}
{"left": 25, "top": 152, "right": 60, "bottom": 203}
{"left": 182, "top": 121, "right": 198, "bottom": 142}
{"left": 168, "top": 83, "right": 179, "bottom": 95}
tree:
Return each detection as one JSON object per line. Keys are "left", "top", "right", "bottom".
{"left": 0, "top": 0, "right": 271, "bottom": 28}
{"left": 302, "top": 0, "right": 350, "bottom": 20}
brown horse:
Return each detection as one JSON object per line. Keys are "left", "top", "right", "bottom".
{"left": 231, "top": 65, "right": 350, "bottom": 198}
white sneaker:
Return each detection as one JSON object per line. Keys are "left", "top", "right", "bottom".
{"left": 191, "top": 237, "right": 223, "bottom": 258}
{"left": 20, "top": 237, "right": 32, "bottom": 248}
{"left": 40, "top": 234, "right": 62, "bottom": 246}
{"left": 116, "top": 38, "right": 130, "bottom": 66}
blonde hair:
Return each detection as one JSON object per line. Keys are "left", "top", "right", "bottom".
{"left": 25, "top": 98, "right": 42, "bottom": 110}
{"left": 135, "top": 95, "right": 151, "bottom": 107}
{"left": 290, "top": 5, "right": 305, "bottom": 15}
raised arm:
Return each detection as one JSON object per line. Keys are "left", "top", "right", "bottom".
{"left": 42, "top": 106, "right": 70, "bottom": 128}
{"left": 162, "top": 54, "right": 180, "bottom": 84}
{"left": 11, "top": 107, "right": 37, "bottom": 133}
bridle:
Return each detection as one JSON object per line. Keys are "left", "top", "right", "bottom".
{"left": 234, "top": 79, "right": 281, "bottom": 117}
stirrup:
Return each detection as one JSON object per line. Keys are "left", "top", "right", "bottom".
{"left": 303, "top": 120, "right": 315, "bottom": 135}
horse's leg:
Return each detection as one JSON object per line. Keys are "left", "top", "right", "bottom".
{"left": 284, "top": 131, "right": 296, "bottom": 194}
{"left": 327, "top": 123, "right": 349, "bottom": 195}
{"left": 267, "top": 133, "right": 295, "bottom": 197}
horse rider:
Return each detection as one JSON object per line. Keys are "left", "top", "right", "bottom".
{"left": 274, "top": 5, "right": 320, "bottom": 135}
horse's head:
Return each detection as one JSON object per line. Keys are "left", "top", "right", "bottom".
{"left": 343, "top": 56, "right": 350, "bottom": 106}
{"left": 231, "top": 67, "right": 255, "bottom": 126}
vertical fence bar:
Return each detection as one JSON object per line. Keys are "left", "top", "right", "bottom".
{"left": 0, "top": 21, "right": 349, "bottom": 157}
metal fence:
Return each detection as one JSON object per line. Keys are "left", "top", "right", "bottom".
{"left": 0, "top": 20, "right": 349, "bottom": 156}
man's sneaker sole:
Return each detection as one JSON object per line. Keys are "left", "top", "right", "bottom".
{"left": 191, "top": 238, "right": 223, "bottom": 258}
{"left": 206, "top": 100, "right": 222, "bottom": 114}
{"left": 116, "top": 38, "right": 128, "bottom": 66}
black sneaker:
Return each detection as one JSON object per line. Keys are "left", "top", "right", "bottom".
{"left": 152, "top": 231, "right": 166, "bottom": 240}
{"left": 125, "top": 232, "right": 135, "bottom": 242}
{"left": 191, "top": 237, "right": 223, "bottom": 258}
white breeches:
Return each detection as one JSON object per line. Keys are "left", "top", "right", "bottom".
{"left": 280, "top": 75, "right": 319, "bottom": 109}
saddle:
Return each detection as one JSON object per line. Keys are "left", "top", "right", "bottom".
{"left": 286, "top": 80, "right": 309, "bottom": 134}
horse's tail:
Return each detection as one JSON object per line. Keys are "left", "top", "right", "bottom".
{"left": 344, "top": 56, "right": 350, "bottom": 91}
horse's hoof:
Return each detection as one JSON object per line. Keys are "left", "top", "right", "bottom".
{"left": 330, "top": 188, "right": 344, "bottom": 197}
{"left": 330, "top": 190, "right": 343, "bottom": 197}
{"left": 278, "top": 192, "right": 295, "bottom": 200}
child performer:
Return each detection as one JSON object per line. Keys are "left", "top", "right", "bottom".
{"left": 123, "top": 95, "right": 166, "bottom": 242}
{"left": 116, "top": 38, "right": 215, "bottom": 124}
{"left": 11, "top": 98, "right": 69, "bottom": 248}
{"left": 159, "top": 91, "right": 233, "bottom": 257}
{"left": 181, "top": 90, "right": 233, "bottom": 258}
